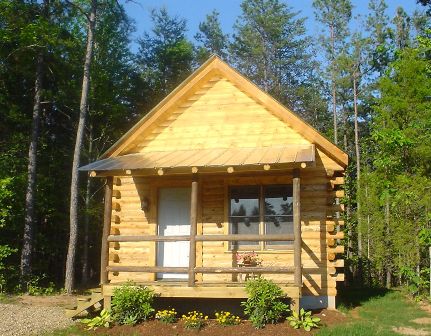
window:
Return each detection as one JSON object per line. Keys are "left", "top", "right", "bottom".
{"left": 229, "top": 185, "right": 293, "bottom": 250}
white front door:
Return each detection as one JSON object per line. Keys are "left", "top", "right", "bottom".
{"left": 157, "top": 187, "right": 191, "bottom": 280}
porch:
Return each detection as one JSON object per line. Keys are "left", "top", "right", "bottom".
{"left": 99, "top": 169, "right": 304, "bottom": 309}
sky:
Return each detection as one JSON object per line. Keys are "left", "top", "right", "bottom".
{"left": 124, "top": 0, "right": 424, "bottom": 50}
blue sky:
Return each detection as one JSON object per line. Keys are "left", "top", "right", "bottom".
{"left": 124, "top": 0, "right": 424, "bottom": 50}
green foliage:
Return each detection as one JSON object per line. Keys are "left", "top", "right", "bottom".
{"left": 287, "top": 308, "right": 321, "bottom": 332}
{"left": 155, "top": 308, "right": 177, "bottom": 324}
{"left": 181, "top": 311, "right": 208, "bottom": 330}
{"left": 137, "top": 7, "right": 194, "bottom": 109}
{"left": 111, "top": 283, "right": 155, "bottom": 325}
{"left": 195, "top": 10, "right": 229, "bottom": 62}
{"left": 26, "top": 275, "right": 58, "bottom": 296}
{"left": 241, "top": 277, "right": 290, "bottom": 328}
{"left": 214, "top": 311, "right": 241, "bottom": 326}
{"left": 81, "top": 309, "right": 112, "bottom": 330}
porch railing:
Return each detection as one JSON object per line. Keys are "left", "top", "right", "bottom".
{"left": 100, "top": 169, "right": 303, "bottom": 288}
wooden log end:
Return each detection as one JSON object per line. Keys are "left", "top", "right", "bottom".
{"left": 191, "top": 167, "right": 198, "bottom": 174}
{"left": 90, "top": 171, "right": 97, "bottom": 177}
{"left": 263, "top": 164, "right": 271, "bottom": 171}
{"left": 113, "top": 177, "right": 121, "bottom": 186}
{"left": 227, "top": 167, "right": 234, "bottom": 173}
{"left": 157, "top": 168, "right": 164, "bottom": 176}
{"left": 300, "top": 162, "right": 307, "bottom": 169}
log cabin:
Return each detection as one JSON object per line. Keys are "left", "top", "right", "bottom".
{"left": 77, "top": 56, "right": 347, "bottom": 315}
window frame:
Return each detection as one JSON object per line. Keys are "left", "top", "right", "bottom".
{"left": 228, "top": 184, "right": 294, "bottom": 251}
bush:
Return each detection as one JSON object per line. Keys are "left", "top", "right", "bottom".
{"left": 287, "top": 308, "right": 320, "bottom": 331}
{"left": 81, "top": 309, "right": 112, "bottom": 330}
{"left": 181, "top": 311, "right": 208, "bottom": 330}
{"left": 155, "top": 308, "right": 177, "bottom": 324}
{"left": 215, "top": 311, "right": 241, "bottom": 326}
{"left": 111, "top": 282, "right": 155, "bottom": 325}
{"left": 241, "top": 277, "right": 290, "bottom": 328}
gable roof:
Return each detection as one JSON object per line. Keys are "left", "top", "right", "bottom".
{"left": 100, "top": 55, "right": 348, "bottom": 168}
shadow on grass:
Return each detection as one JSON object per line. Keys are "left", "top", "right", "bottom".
{"left": 336, "top": 285, "right": 390, "bottom": 311}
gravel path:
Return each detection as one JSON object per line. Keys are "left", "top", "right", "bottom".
{"left": 0, "top": 302, "right": 75, "bottom": 336}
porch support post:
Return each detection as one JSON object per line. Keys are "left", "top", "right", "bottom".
{"left": 188, "top": 175, "right": 198, "bottom": 286}
{"left": 293, "top": 169, "right": 302, "bottom": 287}
{"left": 101, "top": 176, "right": 113, "bottom": 286}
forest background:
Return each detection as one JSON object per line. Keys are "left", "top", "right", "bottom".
{"left": 0, "top": 0, "right": 430, "bottom": 297}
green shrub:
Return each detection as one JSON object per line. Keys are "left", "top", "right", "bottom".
{"left": 287, "top": 308, "right": 320, "bottom": 331}
{"left": 241, "top": 277, "right": 290, "bottom": 328}
{"left": 112, "top": 282, "right": 155, "bottom": 325}
{"left": 215, "top": 311, "right": 241, "bottom": 326}
{"left": 81, "top": 309, "right": 112, "bottom": 330}
{"left": 181, "top": 311, "right": 208, "bottom": 330}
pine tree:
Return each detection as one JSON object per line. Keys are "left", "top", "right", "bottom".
{"left": 195, "top": 10, "right": 229, "bottom": 62}
{"left": 136, "top": 8, "right": 194, "bottom": 110}
{"left": 230, "top": 0, "right": 312, "bottom": 110}
{"left": 313, "top": 0, "right": 352, "bottom": 145}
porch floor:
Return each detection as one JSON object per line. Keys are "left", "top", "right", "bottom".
{"left": 102, "top": 281, "right": 301, "bottom": 299}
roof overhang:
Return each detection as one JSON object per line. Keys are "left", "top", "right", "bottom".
{"left": 79, "top": 144, "right": 315, "bottom": 176}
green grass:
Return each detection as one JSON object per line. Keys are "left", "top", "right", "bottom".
{"left": 317, "top": 289, "right": 431, "bottom": 335}
{"left": 44, "top": 289, "right": 431, "bottom": 336}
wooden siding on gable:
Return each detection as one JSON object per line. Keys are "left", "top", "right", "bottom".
{"left": 122, "top": 76, "right": 310, "bottom": 155}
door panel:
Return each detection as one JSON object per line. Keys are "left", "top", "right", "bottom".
{"left": 157, "top": 187, "right": 191, "bottom": 280}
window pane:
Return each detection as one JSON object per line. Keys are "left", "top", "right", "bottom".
{"left": 264, "top": 185, "right": 293, "bottom": 216}
{"left": 230, "top": 216, "right": 260, "bottom": 247}
{"left": 264, "top": 185, "right": 293, "bottom": 246}
{"left": 229, "top": 186, "right": 260, "bottom": 247}
{"left": 230, "top": 186, "right": 260, "bottom": 217}
{"left": 265, "top": 216, "right": 293, "bottom": 246}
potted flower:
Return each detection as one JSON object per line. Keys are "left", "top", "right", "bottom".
{"left": 236, "top": 251, "right": 262, "bottom": 266}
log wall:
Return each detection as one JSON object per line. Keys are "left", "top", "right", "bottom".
{"left": 106, "top": 149, "right": 344, "bottom": 299}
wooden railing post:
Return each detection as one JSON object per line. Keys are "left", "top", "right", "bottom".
{"left": 101, "top": 176, "right": 113, "bottom": 285}
{"left": 293, "top": 169, "right": 302, "bottom": 287}
{"left": 188, "top": 176, "right": 198, "bottom": 286}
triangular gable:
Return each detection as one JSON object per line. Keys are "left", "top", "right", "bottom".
{"left": 101, "top": 56, "right": 348, "bottom": 168}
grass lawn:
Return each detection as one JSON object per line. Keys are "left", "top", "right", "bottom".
{"left": 45, "top": 288, "right": 431, "bottom": 336}
{"left": 316, "top": 288, "right": 431, "bottom": 336}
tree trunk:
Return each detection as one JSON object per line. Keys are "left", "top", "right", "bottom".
{"left": 81, "top": 126, "right": 93, "bottom": 286}
{"left": 65, "top": 0, "right": 96, "bottom": 294}
{"left": 330, "top": 24, "right": 338, "bottom": 145}
{"left": 385, "top": 196, "right": 391, "bottom": 289}
{"left": 353, "top": 74, "right": 362, "bottom": 257}
{"left": 20, "top": 51, "right": 44, "bottom": 282}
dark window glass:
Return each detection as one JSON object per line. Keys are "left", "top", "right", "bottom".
{"left": 229, "top": 186, "right": 259, "bottom": 247}
{"left": 264, "top": 185, "right": 293, "bottom": 246}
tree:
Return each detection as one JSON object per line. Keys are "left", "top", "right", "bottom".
{"left": 230, "top": 0, "right": 312, "bottom": 110}
{"left": 65, "top": 0, "right": 97, "bottom": 294}
{"left": 195, "top": 10, "right": 229, "bottom": 62}
{"left": 366, "top": 0, "right": 391, "bottom": 75}
{"left": 313, "top": 0, "right": 352, "bottom": 145}
{"left": 136, "top": 8, "right": 194, "bottom": 110}
{"left": 392, "top": 7, "right": 411, "bottom": 49}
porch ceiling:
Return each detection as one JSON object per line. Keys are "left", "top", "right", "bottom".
{"left": 79, "top": 144, "right": 315, "bottom": 172}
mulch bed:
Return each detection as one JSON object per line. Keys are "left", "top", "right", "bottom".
{"left": 92, "top": 310, "right": 347, "bottom": 336}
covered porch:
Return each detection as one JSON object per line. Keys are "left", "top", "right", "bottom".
{"left": 80, "top": 144, "right": 317, "bottom": 311}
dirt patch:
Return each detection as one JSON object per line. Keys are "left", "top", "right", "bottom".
{"left": 16, "top": 294, "right": 81, "bottom": 307}
{"left": 392, "top": 326, "right": 430, "bottom": 336}
{"left": 413, "top": 318, "right": 431, "bottom": 325}
{"left": 88, "top": 310, "right": 347, "bottom": 336}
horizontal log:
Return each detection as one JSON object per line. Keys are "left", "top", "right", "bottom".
{"left": 108, "top": 235, "right": 190, "bottom": 242}
{"left": 108, "top": 266, "right": 188, "bottom": 273}
{"left": 107, "top": 266, "right": 296, "bottom": 274}
{"left": 195, "top": 234, "right": 295, "bottom": 242}
{"left": 195, "top": 267, "right": 295, "bottom": 274}
{"left": 107, "top": 234, "right": 295, "bottom": 243}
